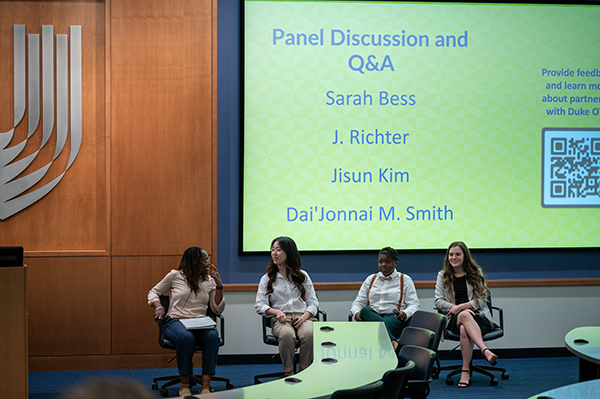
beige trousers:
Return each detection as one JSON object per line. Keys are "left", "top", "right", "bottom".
{"left": 271, "top": 313, "right": 316, "bottom": 375}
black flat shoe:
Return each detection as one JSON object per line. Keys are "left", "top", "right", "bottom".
{"left": 483, "top": 347, "right": 498, "bottom": 366}
{"left": 457, "top": 370, "right": 471, "bottom": 388}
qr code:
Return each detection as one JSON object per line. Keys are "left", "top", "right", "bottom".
{"left": 542, "top": 128, "right": 600, "bottom": 207}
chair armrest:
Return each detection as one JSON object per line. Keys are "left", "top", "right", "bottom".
{"left": 318, "top": 309, "right": 327, "bottom": 321}
{"left": 157, "top": 317, "right": 166, "bottom": 345}
{"left": 492, "top": 306, "right": 504, "bottom": 331}
{"left": 214, "top": 314, "right": 225, "bottom": 346}
{"left": 262, "top": 310, "right": 327, "bottom": 343}
{"left": 406, "top": 378, "right": 432, "bottom": 385}
{"left": 435, "top": 307, "right": 448, "bottom": 315}
{"left": 261, "top": 315, "right": 272, "bottom": 344}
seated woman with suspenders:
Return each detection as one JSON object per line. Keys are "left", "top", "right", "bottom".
{"left": 350, "top": 246, "right": 420, "bottom": 350}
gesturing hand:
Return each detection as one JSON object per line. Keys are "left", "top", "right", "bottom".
{"left": 291, "top": 314, "right": 308, "bottom": 329}
{"left": 449, "top": 304, "right": 461, "bottom": 314}
{"left": 209, "top": 263, "right": 222, "bottom": 285}
{"left": 274, "top": 309, "right": 287, "bottom": 324}
{"left": 395, "top": 310, "right": 407, "bottom": 321}
{"left": 154, "top": 307, "right": 165, "bottom": 321}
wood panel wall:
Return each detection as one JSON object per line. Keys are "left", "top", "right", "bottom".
{"left": 0, "top": 0, "right": 217, "bottom": 371}
{"left": 0, "top": 267, "right": 28, "bottom": 399}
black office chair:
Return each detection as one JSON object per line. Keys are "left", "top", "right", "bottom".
{"left": 331, "top": 380, "right": 384, "bottom": 399}
{"left": 397, "top": 345, "right": 436, "bottom": 399}
{"left": 378, "top": 360, "right": 415, "bottom": 399}
{"left": 254, "top": 309, "right": 327, "bottom": 384}
{"left": 396, "top": 326, "right": 435, "bottom": 352}
{"left": 439, "top": 296, "right": 509, "bottom": 386}
{"left": 407, "top": 311, "right": 446, "bottom": 378}
{"left": 151, "top": 295, "right": 233, "bottom": 397}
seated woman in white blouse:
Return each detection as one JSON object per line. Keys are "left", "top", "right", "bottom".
{"left": 255, "top": 237, "right": 319, "bottom": 376}
{"left": 350, "top": 246, "right": 420, "bottom": 350}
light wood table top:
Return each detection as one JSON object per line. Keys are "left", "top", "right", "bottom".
{"left": 197, "top": 321, "right": 398, "bottom": 399}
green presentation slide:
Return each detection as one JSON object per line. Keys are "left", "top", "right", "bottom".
{"left": 242, "top": 0, "right": 600, "bottom": 253}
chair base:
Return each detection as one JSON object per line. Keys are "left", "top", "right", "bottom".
{"left": 442, "top": 362, "right": 509, "bottom": 386}
{"left": 151, "top": 374, "right": 233, "bottom": 397}
{"left": 431, "top": 354, "right": 441, "bottom": 379}
{"left": 254, "top": 371, "right": 288, "bottom": 384}
{"left": 254, "top": 352, "right": 299, "bottom": 384}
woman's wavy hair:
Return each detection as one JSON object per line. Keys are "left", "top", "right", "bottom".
{"left": 178, "top": 246, "right": 209, "bottom": 295}
{"left": 441, "top": 241, "right": 489, "bottom": 303}
{"left": 265, "top": 236, "right": 307, "bottom": 301}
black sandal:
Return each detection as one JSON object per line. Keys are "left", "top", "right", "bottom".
{"left": 483, "top": 347, "right": 498, "bottom": 366}
{"left": 457, "top": 370, "right": 471, "bottom": 388}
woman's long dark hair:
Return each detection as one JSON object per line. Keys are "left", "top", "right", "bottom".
{"left": 265, "top": 236, "right": 307, "bottom": 301}
{"left": 441, "top": 241, "right": 489, "bottom": 303}
{"left": 178, "top": 246, "right": 209, "bottom": 295}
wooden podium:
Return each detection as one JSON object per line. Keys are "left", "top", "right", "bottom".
{"left": 0, "top": 266, "right": 28, "bottom": 399}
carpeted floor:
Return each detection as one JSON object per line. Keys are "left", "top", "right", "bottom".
{"left": 29, "top": 356, "right": 579, "bottom": 399}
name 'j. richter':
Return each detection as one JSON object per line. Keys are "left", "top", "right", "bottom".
{"left": 332, "top": 129, "right": 409, "bottom": 145}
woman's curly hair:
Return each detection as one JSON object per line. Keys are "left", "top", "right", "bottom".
{"left": 178, "top": 246, "right": 209, "bottom": 295}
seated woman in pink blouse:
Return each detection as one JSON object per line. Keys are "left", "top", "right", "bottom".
{"left": 148, "top": 246, "right": 224, "bottom": 396}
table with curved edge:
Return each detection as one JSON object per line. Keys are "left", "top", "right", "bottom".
{"left": 527, "top": 379, "right": 600, "bottom": 399}
{"left": 199, "top": 321, "right": 398, "bottom": 399}
{"left": 565, "top": 326, "right": 600, "bottom": 382}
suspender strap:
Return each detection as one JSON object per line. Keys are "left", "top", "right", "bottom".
{"left": 365, "top": 273, "right": 404, "bottom": 312}
{"left": 397, "top": 273, "right": 404, "bottom": 312}
{"left": 366, "top": 274, "right": 377, "bottom": 307}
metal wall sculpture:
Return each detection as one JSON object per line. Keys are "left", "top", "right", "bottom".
{"left": 0, "top": 25, "right": 82, "bottom": 220}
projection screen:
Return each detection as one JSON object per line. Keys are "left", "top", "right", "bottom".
{"left": 241, "top": 0, "right": 600, "bottom": 253}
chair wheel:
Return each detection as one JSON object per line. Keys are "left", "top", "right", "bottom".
{"left": 160, "top": 388, "right": 169, "bottom": 397}
{"left": 490, "top": 378, "right": 499, "bottom": 386}
{"left": 151, "top": 382, "right": 158, "bottom": 390}
{"left": 501, "top": 372, "right": 509, "bottom": 380}
{"left": 432, "top": 372, "right": 439, "bottom": 379}
{"left": 446, "top": 377, "right": 454, "bottom": 385}
{"left": 226, "top": 383, "right": 234, "bottom": 389}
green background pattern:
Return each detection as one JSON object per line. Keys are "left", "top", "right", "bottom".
{"left": 243, "top": 1, "right": 600, "bottom": 252}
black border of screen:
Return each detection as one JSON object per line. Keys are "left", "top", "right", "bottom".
{"left": 238, "top": 0, "right": 600, "bottom": 256}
